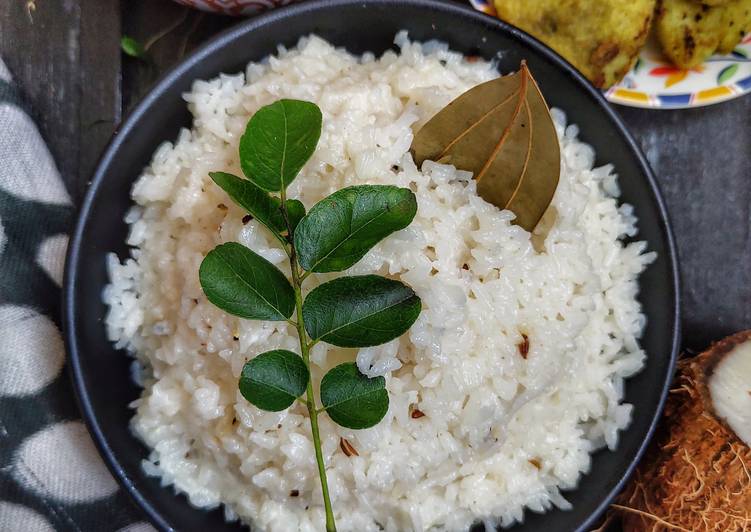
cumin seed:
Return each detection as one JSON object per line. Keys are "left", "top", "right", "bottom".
{"left": 517, "top": 333, "right": 530, "bottom": 359}
{"left": 340, "top": 437, "right": 359, "bottom": 457}
{"left": 411, "top": 408, "right": 426, "bottom": 419}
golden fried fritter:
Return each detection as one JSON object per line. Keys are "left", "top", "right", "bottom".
{"left": 656, "top": 0, "right": 751, "bottom": 68}
{"left": 493, "top": 0, "right": 656, "bottom": 88}
{"left": 717, "top": 0, "right": 751, "bottom": 52}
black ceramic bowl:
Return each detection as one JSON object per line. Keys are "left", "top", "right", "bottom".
{"left": 64, "top": 0, "right": 680, "bottom": 530}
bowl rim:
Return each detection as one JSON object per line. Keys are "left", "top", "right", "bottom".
{"left": 63, "top": 1, "right": 681, "bottom": 530}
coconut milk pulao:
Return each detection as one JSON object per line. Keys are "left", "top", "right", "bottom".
{"left": 104, "top": 33, "right": 655, "bottom": 532}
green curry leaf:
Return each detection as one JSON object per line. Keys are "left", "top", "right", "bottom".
{"left": 239, "top": 99, "right": 322, "bottom": 192}
{"left": 320, "top": 363, "right": 388, "bottom": 429}
{"left": 209, "top": 171, "right": 305, "bottom": 238}
{"left": 199, "top": 242, "right": 294, "bottom": 321}
{"left": 121, "top": 36, "right": 146, "bottom": 59}
{"left": 294, "top": 185, "right": 417, "bottom": 273}
{"left": 284, "top": 198, "right": 306, "bottom": 235}
{"left": 303, "top": 275, "right": 421, "bottom": 347}
{"left": 239, "top": 350, "right": 308, "bottom": 411}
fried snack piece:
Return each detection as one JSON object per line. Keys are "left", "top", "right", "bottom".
{"left": 656, "top": 0, "right": 751, "bottom": 68}
{"left": 493, "top": 0, "right": 656, "bottom": 88}
{"left": 718, "top": 0, "right": 751, "bottom": 52}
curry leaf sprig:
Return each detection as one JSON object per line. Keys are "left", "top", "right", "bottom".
{"left": 198, "top": 99, "right": 421, "bottom": 532}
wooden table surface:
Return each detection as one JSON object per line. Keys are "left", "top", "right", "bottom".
{"left": 1, "top": 0, "right": 749, "bottom": 352}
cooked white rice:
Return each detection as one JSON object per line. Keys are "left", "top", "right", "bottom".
{"left": 104, "top": 32, "right": 655, "bottom": 532}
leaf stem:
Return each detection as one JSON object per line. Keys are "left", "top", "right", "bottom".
{"left": 292, "top": 259, "right": 337, "bottom": 532}
{"left": 281, "top": 189, "right": 337, "bottom": 532}
{"left": 280, "top": 237, "right": 293, "bottom": 258}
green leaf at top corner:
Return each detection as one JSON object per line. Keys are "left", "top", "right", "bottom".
{"left": 320, "top": 362, "right": 388, "bottom": 429}
{"left": 199, "top": 242, "right": 294, "bottom": 321}
{"left": 303, "top": 274, "right": 421, "bottom": 347}
{"left": 239, "top": 349, "right": 308, "bottom": 411}
{"left": 121, "top": 36, "right": 146, "bottom": 59}
{"left": 239, "top": 99, "right": 322, "bottom": 192}
{"left": 209, "top": 172, "right": 305, "bottom": 237}
{"left": 294, "top": 185, "right": 417, "bottom": 273}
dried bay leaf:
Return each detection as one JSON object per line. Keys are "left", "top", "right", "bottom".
{"left": 410, "top": 62, "right": 560, "bottom": 232}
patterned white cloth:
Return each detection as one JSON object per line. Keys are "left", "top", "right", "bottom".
{"left": 0, "top": 60, "right": 153, "bottom": 532}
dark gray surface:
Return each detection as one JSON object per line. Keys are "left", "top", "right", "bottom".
{"left": 0, "top": 1, "right": 748, "bottom": 350}
{"left": 619, "top": 105, "right": 750, "bottom": 349}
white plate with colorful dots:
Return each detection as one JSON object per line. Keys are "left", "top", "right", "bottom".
{"left": 606, "top": 33, "right": 751, "bottom": 109}
{"left": 468, "top": 0, "right": 751, "bottom": 109}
